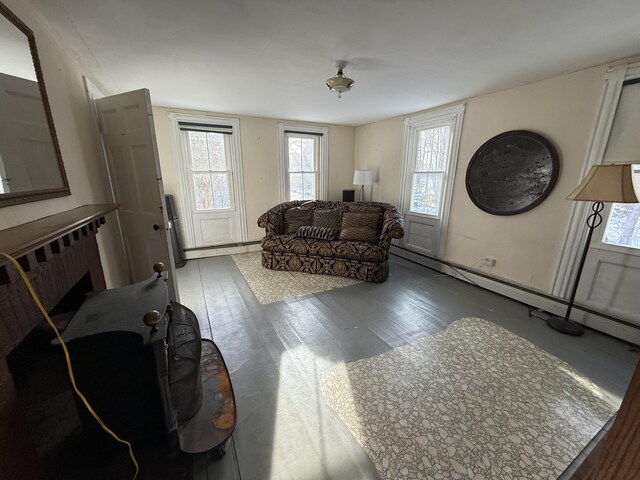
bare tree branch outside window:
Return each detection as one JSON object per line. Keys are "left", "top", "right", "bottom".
{"left": 411, "top": 126, "right": 450, "bottom": 216}
{"left": 188, "top": 131, "right": 231, "bottom": 210}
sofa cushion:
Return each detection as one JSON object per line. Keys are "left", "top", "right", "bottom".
{"left": 284, "top": 207, "right": 313, "bottom": 234}
{"left": 339, "top": 212, "right": 380, "bottom": 244}
{"left": 296, "top": 225, "right": 338, "bottom": 240}
{"left": 261, "top": 235, "right": 386, "bottom": 263}
{"left": 313, "top": 208, "right": 343, "bottom": 229}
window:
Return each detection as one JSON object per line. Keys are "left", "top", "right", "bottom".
{"left": 400, "top": 105, "right": 464, "bottom": 220}
{"left": 398, "top": 104, "right": 465, "bottom": 259}
{"left": 602, "top": 165, "right": 640, "bottom": 249}
{"left": 286, "top": 134, "right": 318, "bottom": 200}
{"left": 278, "top": 123, "right": 328, "bottom": 201}
{"left": 179, "top": 122, "right": 233, "bottom": 211}
{"left": 410, "top": 125, "right": 450, "bottom": 216}
{"left": 169, "top": 113, "right": 247, "bottom": 249}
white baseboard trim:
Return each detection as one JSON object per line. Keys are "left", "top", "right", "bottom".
{"left": 391, "top": 246, "right": 640, "bottom": 345}
{"left": 184, "top": 243, "right": 261, "bottom": 260}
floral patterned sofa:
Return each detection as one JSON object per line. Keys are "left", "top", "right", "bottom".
{"left": 257, "top": 200, "right": 404, "bottom": 282}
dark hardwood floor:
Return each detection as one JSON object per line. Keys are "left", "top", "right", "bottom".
{"left": 177, "top": 254, "right": 639, "bottom": 480}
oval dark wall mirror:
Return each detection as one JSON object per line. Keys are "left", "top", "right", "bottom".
{"left": 465, "top": 130, "right": 559, "bottom": 215}
{"left": 0, "top": 1, "right": 70, "bottom": 207}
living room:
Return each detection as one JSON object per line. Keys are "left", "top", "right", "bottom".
{"left": 1, "top": 0, "right": 640, "bottom": 479}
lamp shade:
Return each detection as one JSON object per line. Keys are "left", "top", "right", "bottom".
{"left": 567, "top": 164, "right": 639, "bottom": 203}
{"left": 353, "top": 169, "right": 373, "bottom": 186}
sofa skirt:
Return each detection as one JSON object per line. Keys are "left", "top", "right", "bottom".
{"left": 261, "top": 250, "right": 389, "bottom": 283}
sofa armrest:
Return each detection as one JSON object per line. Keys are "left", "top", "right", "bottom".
{"left": 378, "top": 208, "right": 404, "bottom": 249}
{"left": 257, "top": 206, "right": 284, "bottom": 236}
{"left": 258, "top": 200, "right": 317, "bottom": 236}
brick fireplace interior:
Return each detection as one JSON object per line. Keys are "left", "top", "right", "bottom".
{"left": 6, "top": 272, "right": 93, "bottom": 476}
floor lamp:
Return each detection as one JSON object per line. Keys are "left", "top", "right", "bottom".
{"left": 548, "top": 164, "right": 639, "bottom": 336}
{"left": 353, "top": 170, "right": 372, "bottom": 202}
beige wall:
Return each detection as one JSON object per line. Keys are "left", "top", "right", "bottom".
{"left": 153, "top": 106, "right": 355, "bottom": 241}
{"left": 354, "top": 65, "right": 607, "bottom": 292}
{"left": 354, "top": 116, "right": 404, "bottom": 203}
{"left": 0, "top": 0, "right": 127, "bottom": 287}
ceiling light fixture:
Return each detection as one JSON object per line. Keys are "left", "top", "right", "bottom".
{"left": 326, "top": 62, "right": 354, "bottom": 98}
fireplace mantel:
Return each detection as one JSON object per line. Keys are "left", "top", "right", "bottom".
{"left": 0, "top": 203, "right": 119, "bottom": 355}
{"left": 0, "top": 203, "right": 119, "bottom": 265}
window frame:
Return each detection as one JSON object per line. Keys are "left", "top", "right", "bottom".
{"left": 277, "top": 122, "right": 328, "bottom": 202}
{"left": 399, "top": 104, "right": 465, "bottom": 220}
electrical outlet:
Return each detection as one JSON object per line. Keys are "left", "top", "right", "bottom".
{"left": 484, "top": 256, "right": 496, "bottom": 267}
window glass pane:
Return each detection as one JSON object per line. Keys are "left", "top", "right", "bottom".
{"left": 301, "top": 138, "right": 315, "bottom": 171}
{"left": 193, "top": 173, "right": 213, "bottom": 210}
{"left": 603, "top": 204, "right": 640, "bottom": 248}
{"left": 210, "top": 173, "right": 231, "bottom": 209}
{"left": 411, "top": 172, "right": 443, "bottom": 216}
{"left": 188, "top": 132, "right": 208, "bottom": 171}
{"left": 192, "top": 173, "right": 231, "bottom": 210}
{"left": 289, "top": 173, "right": 303, "bottom": 200}
{"left": 416, "top": 126, "right": 450, "bottom": 171}
{"left": 303, "top": 173, "right": 316, "bottom": 200}
{"left": 603, "top": 167, "right": 640, "bottom": 249}
{"left": 206, "top": 132, "right": 227, "bottom": 171}
{"left": 288, "top": 137, "right": 302, "bottom": 172}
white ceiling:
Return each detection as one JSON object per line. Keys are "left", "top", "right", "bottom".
{"left": 28, "top": 0, "right": 640, "bottom": 126}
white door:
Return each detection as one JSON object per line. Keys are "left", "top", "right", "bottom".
{"left": 95, "top": 89, "right": 178, "bottom": 299}
{"left": 0, "top": 73, "right": 62, "bottom": 193}
{"left": 169, "top": 114, "right": 247, "bottom": 249}
{"left": 574, "top": 80, "right": 640, "bottom": 325}
{"left": 399, "top": 105, "right": 465, "bottom": 258}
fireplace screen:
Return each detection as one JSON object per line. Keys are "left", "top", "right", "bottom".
{"left": 168, "top": 301, "right": 203, "bottom": 423}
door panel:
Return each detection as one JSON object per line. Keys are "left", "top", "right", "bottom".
{"left": 196, "top": 216, "right": 234, "bottom": 246}
{"left": 95, "top": 89, "right": 177, "bottom": 299}
{"left": 577, "top": 246, "right": 640, "bottom": 325}
{"left": 404, "top": 213, "right": 438, "bottom": 256}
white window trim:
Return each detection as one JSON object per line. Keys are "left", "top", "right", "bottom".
{"left": 398, "top": 104, "right": 465, "bottom": 256}
{"left": 168, "top": 112, "right": 248, "bottom": 247}
{"left": 552, "top": 61, "right": 640, "bottom": 297}
{"left": 277, "top": 122, "right": 328, "bottom": 202}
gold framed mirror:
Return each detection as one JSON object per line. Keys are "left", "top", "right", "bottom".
{"left": 0, "top": 1, "right": 70, "bottom": 207}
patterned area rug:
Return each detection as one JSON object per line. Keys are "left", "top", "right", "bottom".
{"left": 232, "top": 251, "right": 361, "bottom": 304}
{"left": 321, "top": 318, "right": 616, "bottom": 480}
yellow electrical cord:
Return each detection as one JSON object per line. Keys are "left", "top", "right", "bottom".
{"left": 0, "top": 252, "right": 139, "bottom": 480}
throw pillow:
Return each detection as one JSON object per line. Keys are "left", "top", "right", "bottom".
{"left": 313, "top": 208, "right": 342, "bottom": 229}
{"left": 339, "top": 212, "right": 380, "bottom": 244}
{"left": 348, "top": 205, "right": 382, "bottom": 215}
{"left": 284, "top": 207, "right": 313, "bottom": 234}
{"left": 296, "top": 225, "right": 338, "bottom": 240}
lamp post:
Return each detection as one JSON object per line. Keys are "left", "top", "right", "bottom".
{"left": 548, "top": 164, "right": 639, "bottom": 335}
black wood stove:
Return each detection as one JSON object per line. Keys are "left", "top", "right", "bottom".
{"left": 57, "top": 266, "right": 236, "bottom": 457}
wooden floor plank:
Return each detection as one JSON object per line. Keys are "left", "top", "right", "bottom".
{"left": 175, "top": 253, "right": 639, "bottom": 480}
